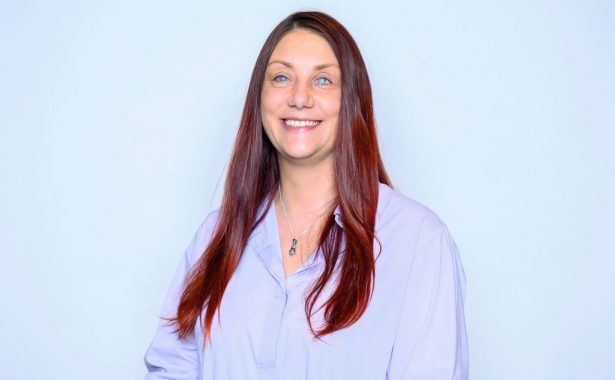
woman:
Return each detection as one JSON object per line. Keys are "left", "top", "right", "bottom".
{"left": 145, "top": 11, "right": 468, "bottom": 380}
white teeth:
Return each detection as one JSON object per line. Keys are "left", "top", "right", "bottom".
{"left": 284, "top": 119, "right": 320, "bottom": 127}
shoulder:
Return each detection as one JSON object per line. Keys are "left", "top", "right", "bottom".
{"left": 185, "top": 208, "right": 221, "bottom": 265}
{"left": 377, "top": 183, "right": 450, "bottom": 237}
{"left": 376, "top": 184, "right": 464, "bottom": 286}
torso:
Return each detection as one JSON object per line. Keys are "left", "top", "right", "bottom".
{"left": 188, "top": 183, "right": 464, "bottom": 379}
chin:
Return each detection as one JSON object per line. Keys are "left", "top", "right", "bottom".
{"left": 282, "top": 147, "right": 334, "bottom": 162}
{"left": 283, "top": 150, "right": 316, "bottom": 160}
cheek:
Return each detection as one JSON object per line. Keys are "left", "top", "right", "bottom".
{"left": 260, "top": 89, "right": 275, "bottom": 132}
{"left": 260, "top": 96, "right": 280, "bottom": 141}
{"left": 261, "top": 87, "right": 285, "bottom": 115}
{"left": 321, "top": 92, "right": 342, "bottom": 117}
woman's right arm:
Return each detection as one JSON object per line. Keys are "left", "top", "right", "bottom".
{"left": 143, "top": 211, "right": 218, "bottom": 380}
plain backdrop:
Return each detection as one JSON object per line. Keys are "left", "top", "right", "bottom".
{"left": 1, "top": 1, "right": 614, "bottom": 379}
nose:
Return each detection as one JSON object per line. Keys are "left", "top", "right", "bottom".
{"left": 288, "top": 80, "right": 314, "bottom": 109}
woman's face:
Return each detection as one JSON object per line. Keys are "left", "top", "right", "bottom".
{"left": 261, "top": 29, "right": 342, "bottom": 166}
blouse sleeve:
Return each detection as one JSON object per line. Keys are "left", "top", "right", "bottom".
{"left": 143, "top": 212, "right": 218, "bottom": 380}
{"left": 387, "top": 215, "right": 469, "bottom": 380}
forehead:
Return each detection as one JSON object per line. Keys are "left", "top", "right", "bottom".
{"left": 269, "top": 29, "right": 338, "bottom": 65}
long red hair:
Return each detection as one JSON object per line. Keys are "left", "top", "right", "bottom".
{"left": 170, "top": 11, "right": 391, "bottom": 342}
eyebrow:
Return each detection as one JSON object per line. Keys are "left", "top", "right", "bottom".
{"left": 267, "top": 60, "right": 340, "bottom": 70}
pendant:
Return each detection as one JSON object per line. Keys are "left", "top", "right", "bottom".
{"left": 288, "top": 238, "right": 298, "bottom": 256}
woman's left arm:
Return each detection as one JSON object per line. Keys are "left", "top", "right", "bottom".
{"left": 387, "top": 215, "right": 469, "bottom": 380}
{"left": 143, "top": 211, "right": 218, "bottom": 380}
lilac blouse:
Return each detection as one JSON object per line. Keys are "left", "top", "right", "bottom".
{"left": 144, "top": 183, "right": 469, "bottom": 379}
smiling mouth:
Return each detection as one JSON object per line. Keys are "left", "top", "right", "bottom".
{"left": 283, "top": 119, "right": 322, "bottom": 127}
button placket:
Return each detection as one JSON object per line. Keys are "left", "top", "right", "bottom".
{"left": 256, "top": 281, "right": 288, "bottom": 372}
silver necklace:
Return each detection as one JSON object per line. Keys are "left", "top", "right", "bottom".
{"left": 278, "top": 185, "right": 328, "bottom": 257}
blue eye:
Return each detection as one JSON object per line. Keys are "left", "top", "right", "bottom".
{"left": 315, "top": 77, "right": 332, "bottom": 86}
{"left": 273, "top": 75, "right": 289, "bottom": 82}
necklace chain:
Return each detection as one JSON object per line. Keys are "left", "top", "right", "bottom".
{"left": 278, "top": 184, "right": 329, "bottom": 257}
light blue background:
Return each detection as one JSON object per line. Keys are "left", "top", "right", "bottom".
{"left": 1, "top": 1, "right": 613, "bottom": 379}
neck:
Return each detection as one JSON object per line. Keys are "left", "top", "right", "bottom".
{"left": 276, "top": 156, "right": 337, "bottom": 215}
